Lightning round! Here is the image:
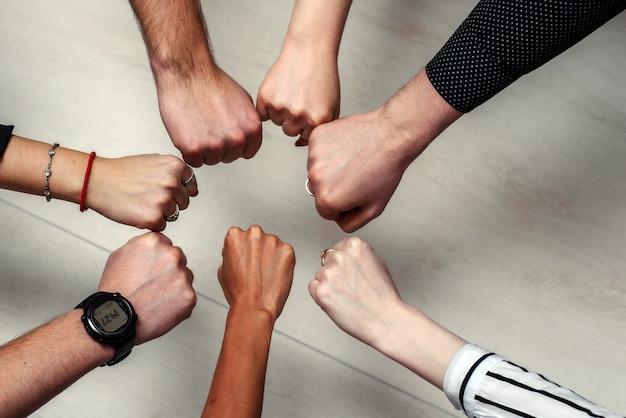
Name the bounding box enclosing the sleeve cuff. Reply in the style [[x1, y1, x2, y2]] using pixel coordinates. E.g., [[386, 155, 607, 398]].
[[442, 343, 504, 414], [0, 124, 15, 158]]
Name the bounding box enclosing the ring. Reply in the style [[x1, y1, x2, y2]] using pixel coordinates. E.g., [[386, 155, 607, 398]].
[[320, 248, 335, 267], [165, 204, 180, 222], [305, 178, 314, 196], [183, 169, 196, 186]]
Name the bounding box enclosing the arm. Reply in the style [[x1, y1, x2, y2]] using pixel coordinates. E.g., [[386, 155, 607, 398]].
[[309, 237, 623, 417], [443, 344, 624, 418], [306, 0, 625, 233], [0, 232, 196, 417], [425, 0, 626, 112], [0, 133, 198, 231], [129, 0, 262, 166], [256, 0, 352, 144], [309, 236, 465, 388], [202, 225, 295, 418], [0, 311, 114, 417], [306, 69, 462, 233]]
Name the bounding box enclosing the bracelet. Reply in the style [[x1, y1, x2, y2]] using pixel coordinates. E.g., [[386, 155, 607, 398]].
[[44, 143, 59, 202], [80, 151, 96, 212]]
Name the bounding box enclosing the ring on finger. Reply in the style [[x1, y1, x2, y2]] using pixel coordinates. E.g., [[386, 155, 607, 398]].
[[305, 178, 314, 197], [320, 248, 335, 267], [183, 168, 196, 186], [165, 204, 180, 222]]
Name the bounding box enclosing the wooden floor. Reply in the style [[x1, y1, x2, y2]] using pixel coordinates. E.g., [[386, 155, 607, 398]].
[[1, 1, 624, 417]]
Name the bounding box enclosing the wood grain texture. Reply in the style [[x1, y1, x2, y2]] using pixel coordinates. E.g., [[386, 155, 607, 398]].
[[1, 0, 624, 416]]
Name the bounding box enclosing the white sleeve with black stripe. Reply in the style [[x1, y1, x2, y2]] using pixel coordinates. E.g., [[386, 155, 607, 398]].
[[443, 344, 624, 418]]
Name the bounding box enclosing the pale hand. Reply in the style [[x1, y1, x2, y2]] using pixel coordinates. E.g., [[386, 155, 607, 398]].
[[308, 236, 404, 347], [256, 49, 340, 144], [87, 154, 198, 231], [97, 232, 197, 345], [306, 109, 411, 232]]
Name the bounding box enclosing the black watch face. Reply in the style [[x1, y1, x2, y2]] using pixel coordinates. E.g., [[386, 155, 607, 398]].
[[93, 299, 130, 333]]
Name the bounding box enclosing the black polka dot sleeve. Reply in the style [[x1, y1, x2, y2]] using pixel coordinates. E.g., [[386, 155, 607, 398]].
[[425, 0, 625, 113], [0, 124, 14, 158]]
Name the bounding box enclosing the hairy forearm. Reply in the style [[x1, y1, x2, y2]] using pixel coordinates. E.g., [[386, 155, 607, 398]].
[[282, 0, 352, 56], [379, 69, 463, 167], [0, 310, 113, 417], [203, 308, 275, 418], [373, 302, 466, 390], [0, 135, 90, 204], [129, 0, 215, 80]]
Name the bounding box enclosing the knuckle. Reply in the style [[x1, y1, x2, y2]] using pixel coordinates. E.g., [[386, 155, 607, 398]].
[[248, 225, 264, 238], [338, 222, 357, 233], [308, 111, 333, 126], [182, 288, 197, 311], [315, 283, 331, 303], [345, 236, 364, 248], [143, 231, 165, 246]]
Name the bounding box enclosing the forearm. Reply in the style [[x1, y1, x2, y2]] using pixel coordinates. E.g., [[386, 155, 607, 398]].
[[426, 0, 626, 112], [378, 69, 463, 168], [372, 302, 466, 390], [0, 310, 113, 417], [281, 0, 352, 57], [203, 308, 275, 418], [0, 135, 90, 204], [129, 0, 216, 82]]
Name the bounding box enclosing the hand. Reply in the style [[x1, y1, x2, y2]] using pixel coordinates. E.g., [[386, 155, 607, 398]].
[[218, 225, 295, 321], [308, 237, 404, 347], [306, 109, 412, 232], [306, 69, 463, 232], [156, 67, 263, 166], [310, 236, 467, 389], [256, 49, 340, 144], [97, 232, 196, 345], [86, 154, 198, 231]]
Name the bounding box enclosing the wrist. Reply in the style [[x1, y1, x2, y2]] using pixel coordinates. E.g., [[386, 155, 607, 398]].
[[379, 69, 463, 166], [281, 32, 342, 61], [226, 304, 277, 331], [80, 155, 107, 213], [374, 303, 466, 389], [367, 301, 416, 355], [48, 147, 91, 205], [151, 46, 217, 86], [66, 309, 116, 367]]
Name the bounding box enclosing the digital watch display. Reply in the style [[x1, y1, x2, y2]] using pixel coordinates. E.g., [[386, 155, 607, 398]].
[[76, 292, 138, 366]]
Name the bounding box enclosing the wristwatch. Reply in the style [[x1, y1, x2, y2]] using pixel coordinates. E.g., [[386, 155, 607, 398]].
[[76, 292, 138, 366]]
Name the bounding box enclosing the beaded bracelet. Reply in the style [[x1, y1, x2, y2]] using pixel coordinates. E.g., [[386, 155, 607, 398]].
[[44, 143, 59, 201]]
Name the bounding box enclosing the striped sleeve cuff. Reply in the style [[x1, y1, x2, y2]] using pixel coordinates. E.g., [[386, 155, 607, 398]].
[[442, 343, 501, 413], [443, 343, 624, 418]]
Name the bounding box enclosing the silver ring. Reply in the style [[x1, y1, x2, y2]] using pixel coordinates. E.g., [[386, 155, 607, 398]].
[[183, 169, 196, 186], [320, 248, 335, 267], [305, 178, 314, 196], [165, 204, 180, 222]]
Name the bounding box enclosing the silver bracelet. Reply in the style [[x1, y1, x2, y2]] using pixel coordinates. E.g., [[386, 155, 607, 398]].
[[44, 142, 59, 201]]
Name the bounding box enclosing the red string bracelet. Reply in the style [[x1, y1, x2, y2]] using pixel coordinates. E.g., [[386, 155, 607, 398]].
[[80, 151, 96, 212]]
